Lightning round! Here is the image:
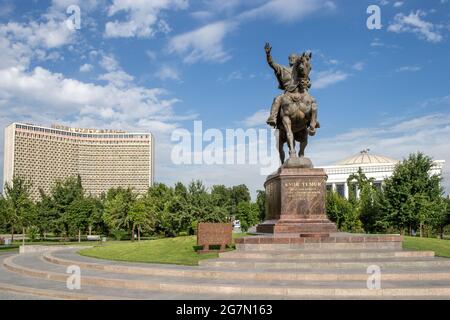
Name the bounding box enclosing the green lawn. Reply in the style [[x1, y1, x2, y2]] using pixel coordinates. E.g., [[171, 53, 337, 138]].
[[77, 234, 449, 266], [403, 236, 450, 258], [0, 245, 19, 253], [79, 234, 247, 266]]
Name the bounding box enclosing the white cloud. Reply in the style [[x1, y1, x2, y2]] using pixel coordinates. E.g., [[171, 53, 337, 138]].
[[99, 54, 120, 72], [96, 53, 134, 87], [51, 0, 102, 11], [420, 94, 450, 108], [0, 2, 14, 17], [243, 109, 268, 127], [370, 38, 385, 47], [238, 0, 335, 23], [396, 65, 421, 72], [312, 70, 348, 89], [169, 0, 335, 63], [146, 50, 157, 61], [104, 0, 188, 38], [98, 70, 134, 87], [388, 10, 443, 43], [168, 20, 236, 64], [0, 19, 75, 50], [156, 65, 181, 81], [352, 62, 365, 71], [0, 66, 178, 126], [393, 1, 404, 7], [79, 63, 93, 73]]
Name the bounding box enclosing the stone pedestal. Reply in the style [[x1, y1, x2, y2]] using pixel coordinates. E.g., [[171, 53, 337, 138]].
[[256, 163, 337, 235]]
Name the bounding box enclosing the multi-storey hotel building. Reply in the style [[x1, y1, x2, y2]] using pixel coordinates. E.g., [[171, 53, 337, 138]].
[[3, 123, 154, 200]]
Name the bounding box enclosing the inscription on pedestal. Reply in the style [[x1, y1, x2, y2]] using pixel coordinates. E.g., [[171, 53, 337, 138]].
[[281, 176, 325, 218], [284, 181, 323, 201], [258, 167, 337, 234]]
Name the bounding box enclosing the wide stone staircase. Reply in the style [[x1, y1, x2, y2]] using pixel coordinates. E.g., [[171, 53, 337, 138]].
[[0, 234, 450, 300]]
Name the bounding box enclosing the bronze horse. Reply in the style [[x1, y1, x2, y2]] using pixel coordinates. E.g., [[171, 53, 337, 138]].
[[276, 52, 319, 164]]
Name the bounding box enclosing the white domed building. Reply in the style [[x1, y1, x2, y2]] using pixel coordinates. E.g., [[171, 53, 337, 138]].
[[320, 149, 445, 199]]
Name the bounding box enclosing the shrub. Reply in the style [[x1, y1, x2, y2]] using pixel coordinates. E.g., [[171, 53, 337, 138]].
[[27, 226, 40, 242], [111, 230, 128, 241]]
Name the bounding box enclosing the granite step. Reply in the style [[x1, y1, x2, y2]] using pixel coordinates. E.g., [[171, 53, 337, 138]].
[[219, 249, 435, 260], [199, 256, 450, 269], [3, 253, 450, 298], [34, 250, 449, 282], [236, 242, 402, 251], [0, 255, 282, 300]]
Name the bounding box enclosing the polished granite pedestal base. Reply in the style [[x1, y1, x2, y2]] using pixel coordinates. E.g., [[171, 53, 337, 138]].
[[256, 162, 337, 236]]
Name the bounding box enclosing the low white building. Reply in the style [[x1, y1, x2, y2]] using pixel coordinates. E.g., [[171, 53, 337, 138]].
[[320, 150, 445, 199]]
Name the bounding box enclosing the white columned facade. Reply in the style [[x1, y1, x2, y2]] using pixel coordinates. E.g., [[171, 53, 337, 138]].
[[320, 150, 445, 200], [344, 183, 349, 199]]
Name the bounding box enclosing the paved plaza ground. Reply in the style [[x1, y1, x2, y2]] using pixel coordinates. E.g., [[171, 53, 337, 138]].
[[0, 237, 449, 300]]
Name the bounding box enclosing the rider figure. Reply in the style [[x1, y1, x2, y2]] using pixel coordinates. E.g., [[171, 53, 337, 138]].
[[265, 43, 298, 127], [265, 43, 319, 133]]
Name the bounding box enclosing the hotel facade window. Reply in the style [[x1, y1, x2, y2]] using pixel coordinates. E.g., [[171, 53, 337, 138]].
[[3, 123, 155, 201]]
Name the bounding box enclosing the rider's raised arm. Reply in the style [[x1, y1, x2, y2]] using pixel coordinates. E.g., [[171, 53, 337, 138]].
[[265, 42, 279, 73]]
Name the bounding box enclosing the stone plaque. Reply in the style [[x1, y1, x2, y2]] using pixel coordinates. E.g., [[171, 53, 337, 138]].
[[197, 222, 233, 253]]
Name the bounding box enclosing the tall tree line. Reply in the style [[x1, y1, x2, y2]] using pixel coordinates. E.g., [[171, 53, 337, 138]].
[[0, 177, 264, 241]]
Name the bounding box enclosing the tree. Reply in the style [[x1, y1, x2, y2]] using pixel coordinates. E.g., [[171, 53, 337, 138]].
[[326, 191, 363, 233], [235, 202, 259, 232], [347, 168, 385, 233], [3, 176, 35, 243], [65, 196, 101, 242], [256, 190, 266, 222], [230, 185, 251, 214], [211, 185, 231, 209], [0, 195, 7, 233], [86, 196, 105, 236], [174, 182, 188, 199], [50, 175, 84, 236], [35, 189, 59, 238], [0, 194, 8, 233], [102, 187, 137, 240], [147, 183, 176, 236], [425, 196, 449, 238], [381, 152, 445, 236], [129, 197, 155, 241]]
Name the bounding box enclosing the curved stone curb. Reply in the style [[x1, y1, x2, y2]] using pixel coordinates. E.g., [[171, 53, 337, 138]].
[[4, 254, 450, 298], [0, 282, 130, 300], [19, 245, 92, 254], [43, 251, 450, 282]]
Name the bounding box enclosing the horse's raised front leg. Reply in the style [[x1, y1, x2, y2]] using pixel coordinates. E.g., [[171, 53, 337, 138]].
[[282, 116, 296, 158], [299, 130, 308, 158]]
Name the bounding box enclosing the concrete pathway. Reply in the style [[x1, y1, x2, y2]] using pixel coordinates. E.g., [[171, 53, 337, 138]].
[[0, 243, 449, 300]]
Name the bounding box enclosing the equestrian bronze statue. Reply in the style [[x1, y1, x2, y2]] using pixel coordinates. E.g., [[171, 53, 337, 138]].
[[265, 43, 320, 167]]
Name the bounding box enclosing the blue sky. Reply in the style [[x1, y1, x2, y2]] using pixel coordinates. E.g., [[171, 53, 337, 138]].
[[0, 0, 449, 196]]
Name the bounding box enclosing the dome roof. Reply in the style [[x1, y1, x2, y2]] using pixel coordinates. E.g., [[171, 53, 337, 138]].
[[335, 149, 398, 166]]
